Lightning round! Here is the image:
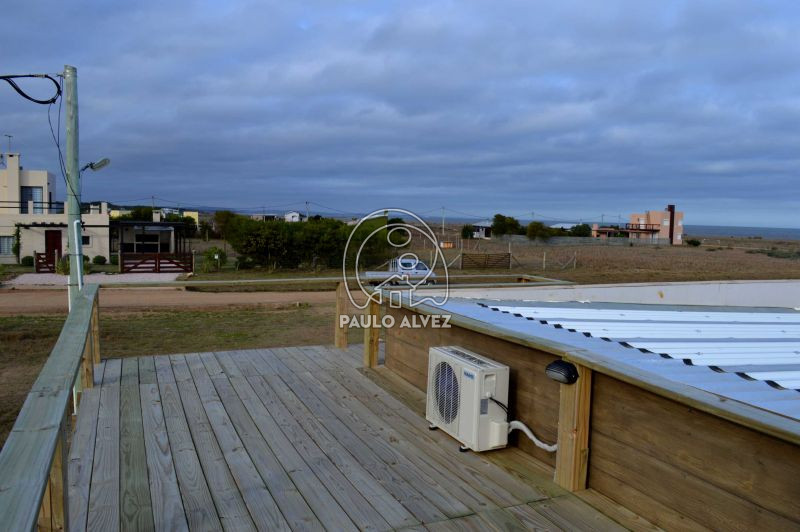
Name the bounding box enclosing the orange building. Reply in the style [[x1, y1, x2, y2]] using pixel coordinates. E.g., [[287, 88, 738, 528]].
[[592, 204, 684, 245]]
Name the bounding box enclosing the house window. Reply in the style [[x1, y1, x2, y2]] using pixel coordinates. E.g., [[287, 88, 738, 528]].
[[0, 236, 13, 255], [82, 235, 91, 246], [20, 186, 43, 213]]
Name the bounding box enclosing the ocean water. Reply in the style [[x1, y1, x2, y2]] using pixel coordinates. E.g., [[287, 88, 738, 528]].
[[684, 225, 800, 240]]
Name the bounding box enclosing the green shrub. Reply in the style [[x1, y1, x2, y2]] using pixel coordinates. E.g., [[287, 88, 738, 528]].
[[56, 256, 69, 275], [686, 239, 701, 247], [202, 246, 227, 272], [21, 255, 34, 267], [110, 254, 119, 265], [92, 255, 107, 265], [460, 224, 474, 239]]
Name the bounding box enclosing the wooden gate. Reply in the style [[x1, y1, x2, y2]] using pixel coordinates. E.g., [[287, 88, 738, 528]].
[[460, 252, 512, 269], [120, 253, 193, 273], [35, 251, 57, 273]]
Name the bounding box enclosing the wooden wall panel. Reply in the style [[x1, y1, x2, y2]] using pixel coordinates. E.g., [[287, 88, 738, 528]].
[[384, 306, 560, 466], [590, 374, 800, 530]]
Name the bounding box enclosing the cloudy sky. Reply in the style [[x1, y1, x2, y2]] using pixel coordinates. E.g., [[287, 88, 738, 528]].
[[2, 0, 800, 226]]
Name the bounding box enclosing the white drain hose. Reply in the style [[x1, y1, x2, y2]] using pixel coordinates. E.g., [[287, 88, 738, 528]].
[[508, 420, 558, 453]]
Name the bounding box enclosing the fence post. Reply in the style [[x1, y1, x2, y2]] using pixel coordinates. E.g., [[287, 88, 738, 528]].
[[554, 363, 592, 491], [334, 282, 348, 349], [543, 252, 546, 271], [191, 249, 196, 273], [363, 299, 380, 368]]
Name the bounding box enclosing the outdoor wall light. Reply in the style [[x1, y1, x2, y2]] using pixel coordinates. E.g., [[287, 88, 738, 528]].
[[545, 360, 579, 384], [80, 157, 111, 172]]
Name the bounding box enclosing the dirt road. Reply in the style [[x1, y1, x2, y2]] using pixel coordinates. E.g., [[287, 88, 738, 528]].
[[0, 288, 338, 314]]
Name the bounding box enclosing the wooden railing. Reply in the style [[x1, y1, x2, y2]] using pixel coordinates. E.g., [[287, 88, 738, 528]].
[[0, 284, 100, 531]]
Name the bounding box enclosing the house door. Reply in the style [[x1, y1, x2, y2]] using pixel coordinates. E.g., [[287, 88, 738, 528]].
[[45, 230, 62, 262]]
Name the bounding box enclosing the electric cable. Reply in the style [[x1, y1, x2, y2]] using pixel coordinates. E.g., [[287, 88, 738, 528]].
[[0, 74, 61, 105]]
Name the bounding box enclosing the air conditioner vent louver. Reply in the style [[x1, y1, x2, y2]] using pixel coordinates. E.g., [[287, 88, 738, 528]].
[[433, 361, 459, 424], [426, 346, 510, 452]]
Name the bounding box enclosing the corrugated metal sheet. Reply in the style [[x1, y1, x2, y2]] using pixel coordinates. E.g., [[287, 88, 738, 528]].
[[432, 298, 800, 420], [487, 303, 800, 393]]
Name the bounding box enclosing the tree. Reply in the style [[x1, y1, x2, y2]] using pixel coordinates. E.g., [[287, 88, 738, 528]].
[[461, 224, 474, 239], [491, 214, 524, 236], [526, 221, 553, 240], [569, 223, 592, 237], [214, 210, 237, 241]]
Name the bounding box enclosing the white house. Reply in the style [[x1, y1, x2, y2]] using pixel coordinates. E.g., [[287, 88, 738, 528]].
[[284, 211, 307, 223], [472, 220, 493, 239], [0, 152, 110, 266]]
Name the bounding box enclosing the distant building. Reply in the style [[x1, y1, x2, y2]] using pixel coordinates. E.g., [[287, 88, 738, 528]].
[[472, 220, 492, 239], [0, 152, 110, 265], [285, 211, 307, 223], [549, 223, 577, 230], [250, 214, 279, 222], [592, 205, 684, 245]]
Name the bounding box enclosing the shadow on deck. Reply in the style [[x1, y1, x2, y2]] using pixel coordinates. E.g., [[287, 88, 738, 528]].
[[69, 345, 627, 531]]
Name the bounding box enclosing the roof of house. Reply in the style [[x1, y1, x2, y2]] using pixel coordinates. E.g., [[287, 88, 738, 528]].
[[425, 298, 800, 422]]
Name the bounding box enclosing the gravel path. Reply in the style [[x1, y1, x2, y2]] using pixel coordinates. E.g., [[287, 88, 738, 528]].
[[7, 272, 181, 286]]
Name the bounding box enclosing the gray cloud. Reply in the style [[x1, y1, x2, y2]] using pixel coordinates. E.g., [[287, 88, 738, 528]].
[[2, 0, 800, 226]]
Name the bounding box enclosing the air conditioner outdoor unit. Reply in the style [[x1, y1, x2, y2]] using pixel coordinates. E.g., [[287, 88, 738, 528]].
[[426, 346, 510, 452]]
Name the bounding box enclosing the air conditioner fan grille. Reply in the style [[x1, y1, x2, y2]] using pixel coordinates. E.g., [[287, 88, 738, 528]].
[[433, 361, 459, 424]]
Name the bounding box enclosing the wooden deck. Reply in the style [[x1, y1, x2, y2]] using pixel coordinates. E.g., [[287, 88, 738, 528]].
[[68, 345, 627, 531]]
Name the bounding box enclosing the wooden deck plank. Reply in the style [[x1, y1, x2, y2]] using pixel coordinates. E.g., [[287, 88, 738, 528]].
[[476, 507, 533, 531], [153, 356, 222, 532], [138, 357, 157, 385], [139, 382, 189, 531], [225, 373, 358, 532], [258, 349, 426, 526], [284, 346, 486, 517], [208, 374, 325, 531], [119, 358, 154, 531], [244, 373, 394, 531], [307, 346, 540, 507], [198, 351, 224, 377], [168, 356, 257, 531], [68, 388, 101, 532], [531, 496, 628, 532], [268, 348, 450, 523], [505, 504, 563, 531], [87, 358, 122, 531], [181, 354, 291, 531]]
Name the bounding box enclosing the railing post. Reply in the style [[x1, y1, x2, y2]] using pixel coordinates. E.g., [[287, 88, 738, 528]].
[[335, 282, 348, 349], [363, 298, 380, 368], [91, 294, 101, 365], [38, 413, 69, 531], [554, 362, 592, 491]]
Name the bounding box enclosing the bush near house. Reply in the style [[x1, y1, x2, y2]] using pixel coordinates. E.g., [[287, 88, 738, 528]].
[[461, 224, 474, 239], [110, 254, 119, 266], [92, 255, 107, 265], [202, 247, 227, 272], [686, 239, 702, 247], [55, 256, 92, 275], [20, 256, 34, 267]]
